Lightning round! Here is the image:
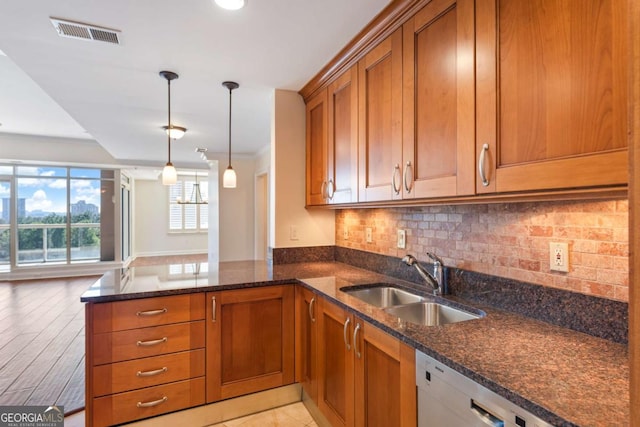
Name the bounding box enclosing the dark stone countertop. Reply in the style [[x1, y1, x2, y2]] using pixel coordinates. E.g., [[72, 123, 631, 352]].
[[81, 260, 629, 427]]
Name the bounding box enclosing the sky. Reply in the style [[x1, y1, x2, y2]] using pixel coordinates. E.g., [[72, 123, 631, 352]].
[[1, 166, 102, 215]]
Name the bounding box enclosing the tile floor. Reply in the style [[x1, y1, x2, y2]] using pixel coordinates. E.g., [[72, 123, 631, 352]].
[[208, 402, 317, 427], [64, 402, 317, 427]]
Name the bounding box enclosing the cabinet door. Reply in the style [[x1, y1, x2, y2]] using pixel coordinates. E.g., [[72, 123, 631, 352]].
[[327, 65, 359, 204], [317, 298, 355, 427], [402, 0, 475, 199], [354, 319, 416, 427], [476, 0, 628, 194], [358, 28, 403, 202], [295, 286, 318, 401], [206, 286, 295, 402], [306, 88, 328, 205]]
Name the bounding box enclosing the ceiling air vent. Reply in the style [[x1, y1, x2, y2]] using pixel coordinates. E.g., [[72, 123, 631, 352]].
[[50, 18, 121, 45]]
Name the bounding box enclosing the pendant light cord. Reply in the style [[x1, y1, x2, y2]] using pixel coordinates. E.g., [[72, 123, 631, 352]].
[[167, 78, 172, 164], [228, 86, 232, 167]]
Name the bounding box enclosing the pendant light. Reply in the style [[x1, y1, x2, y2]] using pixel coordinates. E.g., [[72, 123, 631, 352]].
[[222, 81, 239, 188], [176, 172, 208, 204], [160, 70, 179, 185]]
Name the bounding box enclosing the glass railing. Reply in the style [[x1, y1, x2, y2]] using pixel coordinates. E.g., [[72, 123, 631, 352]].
[[16, 223, 101, 265]]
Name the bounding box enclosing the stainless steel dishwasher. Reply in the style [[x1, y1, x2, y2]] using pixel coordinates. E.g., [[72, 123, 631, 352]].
[[416, 350, 553, 427]]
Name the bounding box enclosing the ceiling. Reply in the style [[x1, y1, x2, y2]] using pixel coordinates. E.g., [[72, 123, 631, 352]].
[[0, 0, 390, 168]]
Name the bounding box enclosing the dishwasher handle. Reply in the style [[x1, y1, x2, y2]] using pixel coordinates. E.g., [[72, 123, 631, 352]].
[[470, 399, 505, 427]]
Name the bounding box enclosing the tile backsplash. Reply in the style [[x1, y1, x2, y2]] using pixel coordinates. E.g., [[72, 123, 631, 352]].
[[335, 199, 629, 301]]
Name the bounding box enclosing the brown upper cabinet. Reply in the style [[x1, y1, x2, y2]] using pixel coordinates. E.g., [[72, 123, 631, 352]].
[[475, 0, 629, 194], [306, 66, 359, 206], [358, 28, 403, 202], [305, 88, 328, 206], [402, 0, 476, 199], [303, 0, 629, 205]]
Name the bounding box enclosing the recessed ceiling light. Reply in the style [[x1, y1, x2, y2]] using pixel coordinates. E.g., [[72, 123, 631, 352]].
[[214, 0, 246, 10]]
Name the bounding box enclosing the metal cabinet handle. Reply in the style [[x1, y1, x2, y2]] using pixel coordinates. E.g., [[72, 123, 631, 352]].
[[327, 179, 335, 200], [308, 297, 316, 323], [478, 143, 490, 187], [353, 322, 361, 359], [136, 367, 168, 377], [136, 308, 167, 317], [136, 337, 167, 347], [212, 296, 217, 322], [392, 164, 401, 195], [136, 396, 168, 408], [343, 317, 351, 351], [403, 161, 413, 193]]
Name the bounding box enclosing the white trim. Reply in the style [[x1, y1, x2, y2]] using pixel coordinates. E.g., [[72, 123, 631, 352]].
[[133, 249, 207, 258], [0, 260, 122, 281]]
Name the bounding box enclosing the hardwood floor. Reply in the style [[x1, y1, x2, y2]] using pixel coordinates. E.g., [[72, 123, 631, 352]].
[[0, 275, 100, 414]]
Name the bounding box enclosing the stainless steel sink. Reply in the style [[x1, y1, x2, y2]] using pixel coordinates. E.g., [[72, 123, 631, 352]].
[[341, 285, 426, 308], [384, 302, 480, 326]]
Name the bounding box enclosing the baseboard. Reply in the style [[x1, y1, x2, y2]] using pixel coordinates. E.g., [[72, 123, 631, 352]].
[[126, 384, 302, 427], [0, 260, 121, 281]]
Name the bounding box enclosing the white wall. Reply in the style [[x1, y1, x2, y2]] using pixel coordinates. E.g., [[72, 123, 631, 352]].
[[133, 178, 209, 256], [133, 155, 258, 261], [214, 155, 257, 261], [0, 133, 116, 165], [271, 90, 335, 248]]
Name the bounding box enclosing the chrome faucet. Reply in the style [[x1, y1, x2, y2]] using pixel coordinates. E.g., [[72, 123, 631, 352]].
[[402, 253, 444, 295]]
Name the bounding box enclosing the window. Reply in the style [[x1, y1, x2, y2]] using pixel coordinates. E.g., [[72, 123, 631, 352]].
[[0, 164, 115, 269], [168, 177, 209, 232]]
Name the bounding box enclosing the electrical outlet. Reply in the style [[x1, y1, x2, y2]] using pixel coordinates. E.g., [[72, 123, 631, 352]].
[[366, 227, 373, 243], [290, 225, 299, 241], [550, 242, 569, 273], [397, 229, 406, 249], [343, 226, 349, 240]]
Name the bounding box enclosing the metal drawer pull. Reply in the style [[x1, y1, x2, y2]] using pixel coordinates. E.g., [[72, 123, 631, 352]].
[[309, 297, 316, 323], [478, 143, 490, 187], [136, 396, 168, 408], [470, 399, 503, 427], [136, 337, 167, 347], [136, 308, 167, 317], [353, 322, 361, 359], [136, 367, 168, 377], [212, 296, 217, 322], [343, 317, 351, 351], [391, 164, 401, 195], [403, 161, 413, 193]]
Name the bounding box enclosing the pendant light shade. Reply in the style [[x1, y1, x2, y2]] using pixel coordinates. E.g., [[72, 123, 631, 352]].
[[223, 166, 237, 188], [222, 81, 239, 189], [160, 70, 179, 186], [162, 164, 177, 185]]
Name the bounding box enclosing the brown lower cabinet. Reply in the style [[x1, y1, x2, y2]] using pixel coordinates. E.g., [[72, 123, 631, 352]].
[[86, 286, 413, 427], [205, 285, 295, 402], [316, 294, 416, 427]]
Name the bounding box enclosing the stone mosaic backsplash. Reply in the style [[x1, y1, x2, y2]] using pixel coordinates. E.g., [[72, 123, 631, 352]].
[[335, 199, 629, 301], [269, 245, 628, 343]]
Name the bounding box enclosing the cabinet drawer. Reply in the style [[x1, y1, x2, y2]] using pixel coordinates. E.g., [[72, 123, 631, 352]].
[[92, 377, 205, 427], [92, 293, 206, 333], [92, 321, 205, 365], [93, 349, 205, 397]]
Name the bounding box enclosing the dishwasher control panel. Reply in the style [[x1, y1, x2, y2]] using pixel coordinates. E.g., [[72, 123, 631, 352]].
[[416, 350, 553, 427]]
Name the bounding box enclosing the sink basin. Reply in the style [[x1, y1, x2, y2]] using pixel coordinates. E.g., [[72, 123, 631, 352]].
[[341, 285, 426, 308], [384, 302, 480, 326]]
